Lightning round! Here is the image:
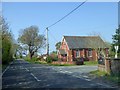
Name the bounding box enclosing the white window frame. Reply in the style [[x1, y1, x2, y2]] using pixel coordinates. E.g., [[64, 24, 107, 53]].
[[76, 50, 80, 58], [88, 49, 92, 57]]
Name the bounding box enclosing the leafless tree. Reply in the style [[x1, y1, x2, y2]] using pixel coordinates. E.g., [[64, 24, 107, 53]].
[[87, 32, 110, 60]]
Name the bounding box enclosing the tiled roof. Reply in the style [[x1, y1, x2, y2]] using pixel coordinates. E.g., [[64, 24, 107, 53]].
[[63, 36, 109, 49]]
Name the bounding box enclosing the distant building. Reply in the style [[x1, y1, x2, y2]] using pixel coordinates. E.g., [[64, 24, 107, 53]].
[[58, 36, 109, 62]]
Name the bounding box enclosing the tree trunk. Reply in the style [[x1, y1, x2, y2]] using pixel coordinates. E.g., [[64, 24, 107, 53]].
[[30, 53, 32, 60], [29, 52, 34, 60]]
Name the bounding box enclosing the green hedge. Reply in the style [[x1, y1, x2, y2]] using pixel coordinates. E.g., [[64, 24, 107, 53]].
[[2, 38, 13, 64]]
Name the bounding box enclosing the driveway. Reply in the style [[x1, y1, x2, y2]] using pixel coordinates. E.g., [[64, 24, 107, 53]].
[[2, 59, 115, 89]]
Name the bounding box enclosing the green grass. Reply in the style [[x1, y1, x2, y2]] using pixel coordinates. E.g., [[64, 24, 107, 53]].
[[2, 64, 8, 72], [25, 59, 35, 63], [90, 70, 120, 84], [106, 75, 120, 84], [24, 57, 48, 65], [90, 70, 108, 76], [84, 61, 98, 66], [24, 57, 98, 66], [25, 58, 75, 66], [34, 61, 48, 64], [50, 61, 98, 66], [26, 59, 40, 64]]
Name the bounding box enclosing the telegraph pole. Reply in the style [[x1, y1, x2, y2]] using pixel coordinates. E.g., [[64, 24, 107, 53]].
[[46, 27, 49, 55]]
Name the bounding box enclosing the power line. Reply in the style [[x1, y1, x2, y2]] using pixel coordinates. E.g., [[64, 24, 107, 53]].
[[42, 29, 46, 35], [49, 30, 58, 43], [47, 0, 87, 28], [45, 1, 87, 54]]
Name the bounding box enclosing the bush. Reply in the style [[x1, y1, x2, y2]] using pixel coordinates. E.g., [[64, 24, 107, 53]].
[[74, 57, 84, 65], [2, 38, 13, 64], [118, 53, 120, 58], [109, 51, 115, 58], [52, 56, 58, 61], [24, 57, 38, 63], [46, 56, 52, 63], [32, 57, 38, 61], [76, 60, 84, 65], [49, 53, 58, 61]]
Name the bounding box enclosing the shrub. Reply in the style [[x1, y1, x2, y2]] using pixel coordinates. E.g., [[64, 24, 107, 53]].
[[2, 38, 13, 64], [46, 56, 52, 63], [50, 53, 58, 61], [109, 51, 115, 58], [118, 53, 120, 58], [52, 56, 58, 61], [74, 57, 84, 65], [32, 57, 38, 61], [24, 56, 38, 63], [76, 60, 84, 65]]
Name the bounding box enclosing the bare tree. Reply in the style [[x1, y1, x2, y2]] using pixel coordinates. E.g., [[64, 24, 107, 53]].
[[18, 25, 45, 59], [87, 32, 110, 61]]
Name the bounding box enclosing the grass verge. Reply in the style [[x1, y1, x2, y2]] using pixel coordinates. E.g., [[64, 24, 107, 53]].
[[90, 70, 108, 76], [90, 70, 120, 85], [84, 61, 98, 66], [2, 64, 8, 72]]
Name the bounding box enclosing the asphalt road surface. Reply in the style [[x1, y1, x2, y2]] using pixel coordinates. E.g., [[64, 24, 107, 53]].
[[2, 59, 116, 89]]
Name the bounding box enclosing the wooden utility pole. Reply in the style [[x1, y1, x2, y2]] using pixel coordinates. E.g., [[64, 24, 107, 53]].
[[46, 27, 49, 55]]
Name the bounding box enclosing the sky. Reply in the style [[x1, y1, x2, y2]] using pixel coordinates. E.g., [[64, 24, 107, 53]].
[[2, 2, 118, 54], [118, 1, 120, 25]]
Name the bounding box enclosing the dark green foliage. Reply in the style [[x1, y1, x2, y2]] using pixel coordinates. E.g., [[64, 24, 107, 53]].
[[55, 42, 61, 50], [112, 25, 120, 56], [24, 57, 38, 63], [50, 51, 58, 61], [52, 56, 58, 61], [46, 56, 52, 63], [1, 16, 14, 64], [32, 57, 38, 62], [2, 38, 12, 64]]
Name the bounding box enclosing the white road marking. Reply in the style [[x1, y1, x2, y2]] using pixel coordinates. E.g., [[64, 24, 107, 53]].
[[25, 68, 29, 72], [2, 61, 13, 76], [83, 75, 89, 78], [97, 83, 111, 88], [30, 73, 41, 82], [24, 67, 41, 82], [85, 78, 91, 81]]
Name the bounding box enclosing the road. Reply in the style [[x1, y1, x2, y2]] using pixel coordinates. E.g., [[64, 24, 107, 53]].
[[2, 59, 116, 89]]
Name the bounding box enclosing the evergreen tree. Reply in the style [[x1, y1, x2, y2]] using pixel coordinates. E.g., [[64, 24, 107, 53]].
[[112, 25, 120, 54], [55, 42, 61, 51]]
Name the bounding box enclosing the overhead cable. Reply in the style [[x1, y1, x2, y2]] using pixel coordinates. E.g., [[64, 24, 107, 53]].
[[47, 0, 87, 28]]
